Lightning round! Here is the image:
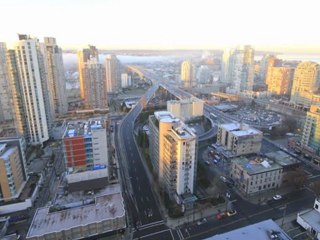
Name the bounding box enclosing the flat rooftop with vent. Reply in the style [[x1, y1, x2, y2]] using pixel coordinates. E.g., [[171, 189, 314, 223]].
[[26, 184, 125, 240], [64, 119, 106, 138]]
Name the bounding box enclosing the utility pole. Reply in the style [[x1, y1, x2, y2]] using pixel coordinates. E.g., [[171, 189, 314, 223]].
[[281, 204, 287, 228]]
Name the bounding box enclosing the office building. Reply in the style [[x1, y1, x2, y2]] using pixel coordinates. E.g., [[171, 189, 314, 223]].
[[290, 62, 320, 107], [266, 67, 294, 95], [121, 73, 132, 88], [149, 111, 197, 204], [167, 98, 204, 121], [78, 45, 99, 99], [301, 105, 320, 155], [227, 46, 255, 92], [83, 58, 108, 109], [181, 60, 195, 87], [42, 37, 68, 115], [0, 43, 14, 122], [217, 123, 262, 157], [62, 119, 108, 173], [14, 34, 50, 144], [230, 156, 283, 196], [0, 143, 26, 201], [105, 54, 120, 93]]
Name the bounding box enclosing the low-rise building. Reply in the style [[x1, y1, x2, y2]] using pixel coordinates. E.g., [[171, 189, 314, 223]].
[[167, 98, 204, 121], [265, 151, 301, 172], [207, 219, 292, 240], [217, 123, 262, 157], [26, 192, 125, 240], [230, 156, 283, 196], [297, 198, 320, 240]]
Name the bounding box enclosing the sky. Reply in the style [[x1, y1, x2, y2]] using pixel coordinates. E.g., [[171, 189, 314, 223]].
[[1, 0, 320, 52]]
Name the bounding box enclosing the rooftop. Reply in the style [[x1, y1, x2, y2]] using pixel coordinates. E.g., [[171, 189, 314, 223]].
[[0, 146, 17, 161], [233, 157, 282, 175], [220, 122, 262, 137], [27, 191, 125, 238], [171, 124, 196, 140], [266, 151, 300, 167], [298, 208, 320, 233], [154, 111, 175, 121], [64, 119, 106, 138], [206, 219, 292, 240]]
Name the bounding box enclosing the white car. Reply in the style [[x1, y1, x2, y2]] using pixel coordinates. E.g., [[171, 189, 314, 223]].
[[220, 176, 227, 182], [227, 210, 237, 216], [197, 218, 207, 225], [273, 195, 282, 200]]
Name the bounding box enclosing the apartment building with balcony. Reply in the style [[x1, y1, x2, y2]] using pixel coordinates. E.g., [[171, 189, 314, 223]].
[[149, 111, 197, 205], [0, 143, 26, 202]]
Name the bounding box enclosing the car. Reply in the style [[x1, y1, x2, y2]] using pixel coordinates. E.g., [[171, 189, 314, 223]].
[[216, 212, 227, 220], [220, 176, 227, 182], [213, 159, 218, 164], [273, 195, 282, 200], [227, 209, 237, 216], [197, 217, 207, 225], [205, 161, 210, 166]]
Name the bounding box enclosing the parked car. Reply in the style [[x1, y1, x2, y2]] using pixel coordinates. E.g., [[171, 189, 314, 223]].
[[205, 161, 210, 166], [197, 217, 207, 225], [273, 195, 282, 200], [213, 159, 218, 164], [227, 209, 237, 216], [216, 212, 227, 220], [220, 176, 227, 182]]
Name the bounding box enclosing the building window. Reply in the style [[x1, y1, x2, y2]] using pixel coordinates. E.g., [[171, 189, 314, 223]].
[[315, 204, 319, 210]]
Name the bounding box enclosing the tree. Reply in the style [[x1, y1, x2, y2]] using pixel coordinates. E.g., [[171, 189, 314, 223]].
[[283, 167, 307, 189], [310, 180, 320, 197], [282, 118, 297, 132]]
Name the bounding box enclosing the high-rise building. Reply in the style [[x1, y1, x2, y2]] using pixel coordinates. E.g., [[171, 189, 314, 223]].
[[14, 35, 50, 144], [196, 65, 211, 84], [149, 111, 197, 204], [266, 67, 294, 95], [217, 123, 262, 157], [221, 48, 231, 84], [0, 43, 14, 122], [6, 50, 28, 138], [260, 55, 281, 84], [301, 105, 320, 155], [227, 45, 255, 92], [181, 60, 195, 87], [62, 119, 108, 173], [77, 45, 99, 99], [83, 58, 107, 109], [290, 62, 320, 107], [105, 54, 120, 93], [42, 37, 67, 116], [0, 143, 26, 201], [121, 73, 132, 88]]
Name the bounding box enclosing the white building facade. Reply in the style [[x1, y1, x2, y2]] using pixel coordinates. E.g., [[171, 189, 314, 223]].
[[14, 35, 50, 144]]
